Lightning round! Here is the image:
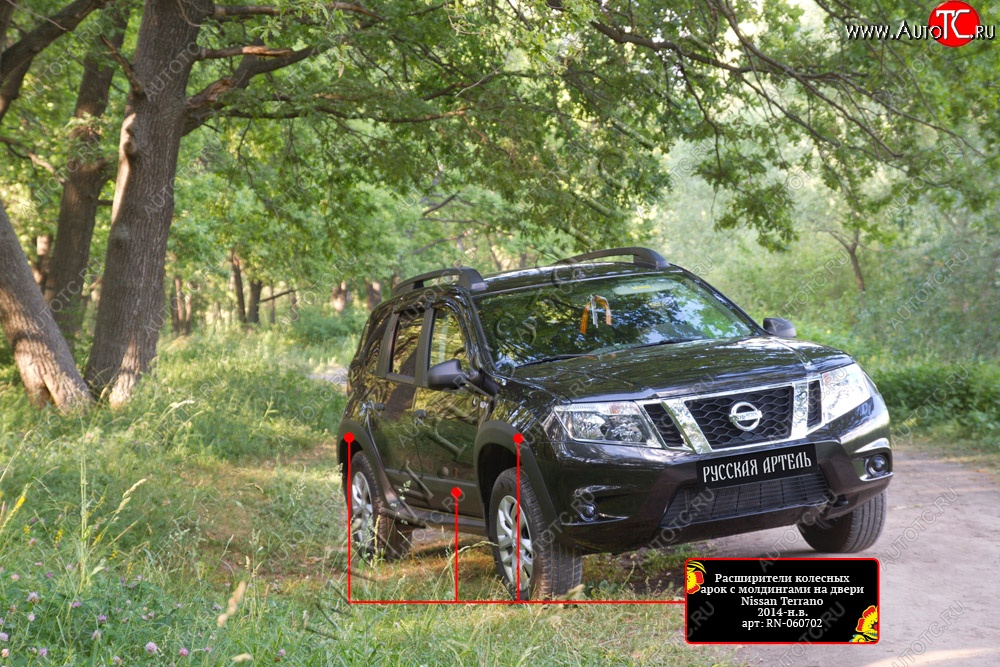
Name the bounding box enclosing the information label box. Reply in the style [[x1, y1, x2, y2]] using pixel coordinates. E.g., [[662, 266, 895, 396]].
[[685, 558, 879, 644]]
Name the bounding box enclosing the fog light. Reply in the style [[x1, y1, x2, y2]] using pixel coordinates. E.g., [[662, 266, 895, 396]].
[[578, 503, 597, 521], [866, 454, 889, 477]]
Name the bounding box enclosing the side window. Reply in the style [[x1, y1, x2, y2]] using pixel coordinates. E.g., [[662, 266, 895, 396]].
[[389, 311, 423, 379], [429, 307, 468, 369]]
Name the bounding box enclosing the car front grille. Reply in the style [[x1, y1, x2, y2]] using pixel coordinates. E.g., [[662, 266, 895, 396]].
[[807, 380, 822, 427], [686, 386, 794, 449], [643, 402, 686, 448], [659, 471, 829, 527]]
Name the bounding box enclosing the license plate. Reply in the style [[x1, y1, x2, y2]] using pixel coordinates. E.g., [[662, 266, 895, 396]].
[[697, 444, 818, 488]]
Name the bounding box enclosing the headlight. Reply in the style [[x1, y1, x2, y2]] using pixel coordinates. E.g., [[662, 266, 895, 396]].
[[552, 402, 660, 447], [822, 363, 872, 423]]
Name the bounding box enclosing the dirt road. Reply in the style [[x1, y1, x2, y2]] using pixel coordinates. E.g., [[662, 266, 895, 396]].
[[702, 448, 1000, 667]]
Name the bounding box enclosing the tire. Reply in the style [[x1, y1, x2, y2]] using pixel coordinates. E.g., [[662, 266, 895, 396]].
[[798, 490, 887, 553], [488, 468, 582, 599], [347, 451, 412, 562]]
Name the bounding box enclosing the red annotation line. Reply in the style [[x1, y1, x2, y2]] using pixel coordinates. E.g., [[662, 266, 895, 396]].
[[345, 431, 356, 603], [343, 430, 681, 605]]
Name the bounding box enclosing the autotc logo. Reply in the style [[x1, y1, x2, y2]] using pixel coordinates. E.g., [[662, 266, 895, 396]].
[[729, 401, 762, 431], [929, 1, 984, 46]]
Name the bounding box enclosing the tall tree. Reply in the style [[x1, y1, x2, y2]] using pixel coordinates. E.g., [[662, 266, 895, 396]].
[[0, 199, 92, 411], [44, 7, 131, 344], [84, 0, 212, 404]]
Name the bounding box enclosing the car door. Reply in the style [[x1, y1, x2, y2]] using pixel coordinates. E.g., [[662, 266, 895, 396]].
[[368, 305, 434, 508], [412, 304, 485, 516]]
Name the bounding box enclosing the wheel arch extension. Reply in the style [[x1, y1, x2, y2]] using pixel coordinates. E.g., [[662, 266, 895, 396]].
[[337, 421, 401, 508], [474, 421, 558, 528]]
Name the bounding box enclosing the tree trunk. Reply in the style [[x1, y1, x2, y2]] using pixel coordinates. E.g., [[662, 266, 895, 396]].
[[183, 289, 192, 335], [43, 12, 128, 347], [846, 245, 866, 293], [171, 275, 183, 333], [365, 279, 381, 310], [247, 279, 263, 325], [268, 285, 276, 325], [231, 252, 246, 323], [0, 200, 92, 411], [330, 280, 347, 312], [85, 0, 211, 406], [32, 234, 53, 289]]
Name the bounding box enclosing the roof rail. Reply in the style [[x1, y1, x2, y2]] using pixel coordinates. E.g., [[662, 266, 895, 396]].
[[554, 247, 670, 270], [394, 267, 487, 294]]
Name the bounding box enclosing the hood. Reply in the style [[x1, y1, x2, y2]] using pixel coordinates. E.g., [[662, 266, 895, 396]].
[[507, 336, 853, 402]]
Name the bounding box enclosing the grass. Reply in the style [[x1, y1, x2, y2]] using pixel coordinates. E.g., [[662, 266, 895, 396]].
[[0, 328, 739, 666]]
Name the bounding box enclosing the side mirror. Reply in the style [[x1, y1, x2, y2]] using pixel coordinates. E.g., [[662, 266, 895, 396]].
[[763, 317, 796, 338], [427, 359, 469, 390]]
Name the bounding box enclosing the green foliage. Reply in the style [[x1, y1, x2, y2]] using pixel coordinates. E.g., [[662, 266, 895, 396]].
[[869, 362, 1000, 435], [289, 305, 366, 347]]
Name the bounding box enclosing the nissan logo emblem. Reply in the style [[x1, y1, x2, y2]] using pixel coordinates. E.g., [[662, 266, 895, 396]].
[[729, 401, 762, 431]]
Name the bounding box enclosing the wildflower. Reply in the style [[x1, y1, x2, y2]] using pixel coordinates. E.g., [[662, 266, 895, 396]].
[[28, 538, 36, 546], [71, 601, 82, 609], [97, 614, 107, 624], [179, 648, 189, 657], [0, 632, 8, 641], [10, 574, 19, 581], [92, 630, 102, 641], [113, 657, 122, 665], [27, 592, 40, 604], [28, 614, 35, 622], [1, 647, 8, 658], [145, 642, 159, 654], [38, 647, 48, 657]]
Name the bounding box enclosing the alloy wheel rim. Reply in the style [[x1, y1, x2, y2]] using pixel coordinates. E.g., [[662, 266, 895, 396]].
[[496, 494, 533, 592], [351, 471, 375, 549]]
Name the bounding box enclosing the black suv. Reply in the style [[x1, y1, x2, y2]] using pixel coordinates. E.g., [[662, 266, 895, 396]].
[[338, 248, 891, 599]]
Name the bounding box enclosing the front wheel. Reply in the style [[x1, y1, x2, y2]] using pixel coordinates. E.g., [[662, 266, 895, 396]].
[[488, 468, 581, 599], [798, 490, 887, 553]]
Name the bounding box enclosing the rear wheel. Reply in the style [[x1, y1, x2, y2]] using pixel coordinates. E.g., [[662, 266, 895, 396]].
[[798, 490, 887, 553], [488, 468, 582, 599], [348, 451, 412, 561]]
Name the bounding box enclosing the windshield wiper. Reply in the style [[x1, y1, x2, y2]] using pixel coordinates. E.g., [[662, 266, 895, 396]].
[[517, 353, 591, 368], [629, 338, 698, 350]]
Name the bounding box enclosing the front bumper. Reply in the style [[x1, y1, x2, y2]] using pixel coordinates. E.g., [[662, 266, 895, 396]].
[[531, 398, 892, 554]]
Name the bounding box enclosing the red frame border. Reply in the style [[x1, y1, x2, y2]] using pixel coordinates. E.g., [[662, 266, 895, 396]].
[[345, 432, 682, 605], [683, 557, 881, 645]]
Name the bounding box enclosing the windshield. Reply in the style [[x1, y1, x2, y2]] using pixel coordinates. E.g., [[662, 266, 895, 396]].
[[475, 273, 756, 368]]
